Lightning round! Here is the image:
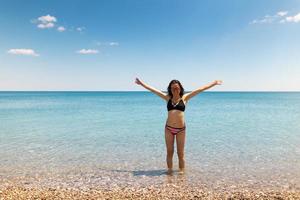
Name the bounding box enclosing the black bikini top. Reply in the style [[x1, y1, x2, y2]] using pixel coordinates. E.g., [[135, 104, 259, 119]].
[[167, 98, 185, 112]]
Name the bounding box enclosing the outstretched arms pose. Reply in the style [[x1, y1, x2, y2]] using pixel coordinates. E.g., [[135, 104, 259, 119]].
[[135, 78, 169, 101], [135, 78, 222, 102], [183, 80, 222, 101]]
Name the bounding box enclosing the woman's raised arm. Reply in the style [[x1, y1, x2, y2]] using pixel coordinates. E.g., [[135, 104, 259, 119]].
[[183, 80, 222, 102], [135, 78, 169, 101]]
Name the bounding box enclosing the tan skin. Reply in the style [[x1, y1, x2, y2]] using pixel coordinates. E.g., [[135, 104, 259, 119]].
[[135, 78, 222, 174]]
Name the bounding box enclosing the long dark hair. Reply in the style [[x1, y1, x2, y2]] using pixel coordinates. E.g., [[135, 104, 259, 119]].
[[167, 79, 184, 98]]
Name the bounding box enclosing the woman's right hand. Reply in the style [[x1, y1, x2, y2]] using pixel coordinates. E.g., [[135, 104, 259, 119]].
[[135, 77, 143, 85]]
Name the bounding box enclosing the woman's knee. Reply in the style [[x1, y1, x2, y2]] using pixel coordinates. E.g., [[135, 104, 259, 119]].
[[177, 151, 184, 159]]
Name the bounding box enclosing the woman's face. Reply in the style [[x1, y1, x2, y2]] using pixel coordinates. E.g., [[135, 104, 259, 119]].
[[171, 83, 181, 96]]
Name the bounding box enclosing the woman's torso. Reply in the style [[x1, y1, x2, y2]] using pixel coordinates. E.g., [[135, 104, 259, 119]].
[[166, 96, 186, 127]]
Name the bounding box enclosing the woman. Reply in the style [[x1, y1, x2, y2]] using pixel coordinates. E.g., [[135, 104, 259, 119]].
[[135, 78, 222, 174]]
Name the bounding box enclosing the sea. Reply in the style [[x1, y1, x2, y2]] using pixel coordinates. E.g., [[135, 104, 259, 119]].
[[0, 91, 299, 190]]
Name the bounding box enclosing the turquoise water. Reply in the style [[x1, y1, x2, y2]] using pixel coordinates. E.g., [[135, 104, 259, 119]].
[[0, 92, 300, 189]]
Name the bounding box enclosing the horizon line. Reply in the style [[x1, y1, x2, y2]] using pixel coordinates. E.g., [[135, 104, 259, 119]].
[[0, 90, 299, 92]]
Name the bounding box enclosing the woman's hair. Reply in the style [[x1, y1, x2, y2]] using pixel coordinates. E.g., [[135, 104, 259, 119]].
[[167, 79, 184, 98]]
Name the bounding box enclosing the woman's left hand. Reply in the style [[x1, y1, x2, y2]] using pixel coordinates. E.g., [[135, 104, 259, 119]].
[[214, 80, 223, 85]]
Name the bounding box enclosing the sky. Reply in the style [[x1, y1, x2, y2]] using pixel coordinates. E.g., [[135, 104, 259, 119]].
[[0, 0, 299, 91]]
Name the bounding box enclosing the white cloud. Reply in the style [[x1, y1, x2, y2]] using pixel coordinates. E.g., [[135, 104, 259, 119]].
[[95, 41, 119, 46], [7, 49, 39, 56], [250, 10, 292, 24], [109, 42, 119, 46], [77, 49, 99, 54], [32, 15, 85, 33], [250, 15, 277, 24], [57, 26, 66, 32], [34, 14, 57, 29], [277, 11, 288, 17], [285, 13, 300, 23], [38, 15, 57, 23], [76, 27, 85, 32], [37, 22, 55, 29]]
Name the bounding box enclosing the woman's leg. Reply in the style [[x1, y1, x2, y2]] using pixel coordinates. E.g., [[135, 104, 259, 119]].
[[165, 127, 175, 172], [176, 130, 186, 171]]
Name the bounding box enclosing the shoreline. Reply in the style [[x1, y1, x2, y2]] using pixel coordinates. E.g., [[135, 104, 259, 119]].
[[1, 169, 300, 199]]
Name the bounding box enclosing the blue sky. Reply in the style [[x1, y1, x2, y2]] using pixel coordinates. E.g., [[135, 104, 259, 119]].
[[0, 0, 299, 91]]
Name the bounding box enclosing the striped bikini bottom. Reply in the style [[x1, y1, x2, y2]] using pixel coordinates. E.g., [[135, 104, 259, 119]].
[[165, 124, 186, 135]]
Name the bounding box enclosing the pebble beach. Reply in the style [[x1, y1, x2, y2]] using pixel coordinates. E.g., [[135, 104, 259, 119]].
[[1, 170, 300, 200], [1, 182, 300, 200]]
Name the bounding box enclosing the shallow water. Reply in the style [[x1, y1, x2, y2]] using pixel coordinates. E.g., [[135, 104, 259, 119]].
[[0, 92, 300, 190]]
